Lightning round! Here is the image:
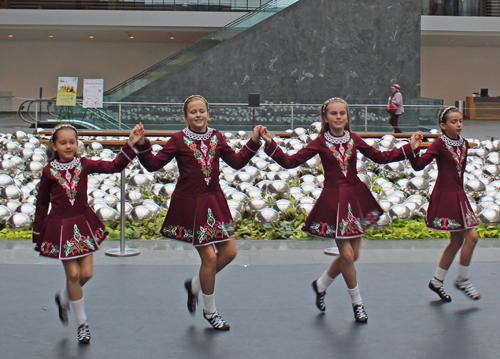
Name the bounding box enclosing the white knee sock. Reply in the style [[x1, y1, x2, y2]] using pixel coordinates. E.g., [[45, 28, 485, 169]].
[[317, 271, 334, 292], [202, 293, 216, 314], [71, 298, 87, 325], [191, 275, 201, 295], [457, 264, 470, 281], [348, 285, 363, 306], [431, 266, 448, 286]]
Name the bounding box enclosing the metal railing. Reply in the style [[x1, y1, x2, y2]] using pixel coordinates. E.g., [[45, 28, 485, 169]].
[[2, 0, 269, 11], [42, 99, 444, 133]]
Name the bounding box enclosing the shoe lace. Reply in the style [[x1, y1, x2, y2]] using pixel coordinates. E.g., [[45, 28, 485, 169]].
[[355, 305, 367, 319], [78, 324, 90, 339], [208, 312, 228, 329], [461, 280, 479, 298]]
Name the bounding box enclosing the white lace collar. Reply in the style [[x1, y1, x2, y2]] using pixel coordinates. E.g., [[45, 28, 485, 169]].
[[441, 134, 463, 147], [324, 130, 350, 144], [51, 157, 80, 171], [182, 127, 214, 141]]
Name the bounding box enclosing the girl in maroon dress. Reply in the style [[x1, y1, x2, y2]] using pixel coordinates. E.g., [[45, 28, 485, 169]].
[[135, 95, 262, 330], [33, 123, 144, 343], [260, 98, 421, 323], [408, 106, 481, 302]]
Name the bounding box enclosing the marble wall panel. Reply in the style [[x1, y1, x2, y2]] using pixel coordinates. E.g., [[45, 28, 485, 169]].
[[130, 0, 420, 101]]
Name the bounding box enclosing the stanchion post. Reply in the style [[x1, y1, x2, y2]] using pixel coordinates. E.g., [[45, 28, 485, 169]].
[[105, 168, 140, 257]]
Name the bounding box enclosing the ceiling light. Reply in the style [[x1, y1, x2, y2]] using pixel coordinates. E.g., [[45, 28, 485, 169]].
[[48, 35, 53, 38], [170, 36, 174, 40], [129, 35, 134, 39], [7, 34, 13, 38], [88, 35, 94, 39]]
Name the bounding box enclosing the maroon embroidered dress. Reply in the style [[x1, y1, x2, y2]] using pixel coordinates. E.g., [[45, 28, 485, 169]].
[[408, 134, 479, 231], [136, 127, 260, 246], [265, 131, 414, 239], [32, 143, 137, 259]]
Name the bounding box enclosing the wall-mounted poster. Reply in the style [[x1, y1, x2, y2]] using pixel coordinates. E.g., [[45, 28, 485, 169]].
[[83, 79, 104, 108], [56, 77, 78, 106]]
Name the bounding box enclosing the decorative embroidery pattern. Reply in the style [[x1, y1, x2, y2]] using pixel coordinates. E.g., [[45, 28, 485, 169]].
[[441, 135, 466, 177], [51, 157, 79, 171], [163, 225, 194, 241], [63, 224, 96, 257], [309, 222, 336, 237], [40, 242, 59, 257], [326, 138, 354, 177], [324, 130, 350, 145], [50, 160, 82, 205], [363, 210, 381, 228], [182, 127, 214, 141], [183, 135, 218, 185], [464, 206, 479, 228], [197, 208, 229, 243], [339, 204, 363, 236], [433, 217, 461, 230]]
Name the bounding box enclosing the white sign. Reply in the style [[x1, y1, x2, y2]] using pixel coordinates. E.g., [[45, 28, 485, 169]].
[[83, 79, 104, 108]]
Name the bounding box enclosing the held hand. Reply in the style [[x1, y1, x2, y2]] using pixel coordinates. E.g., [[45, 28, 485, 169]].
[[259, 126, 273, 145], [410, 131, 423, 151], [252, 125, 262, 144], [128, 123, 145, 146]]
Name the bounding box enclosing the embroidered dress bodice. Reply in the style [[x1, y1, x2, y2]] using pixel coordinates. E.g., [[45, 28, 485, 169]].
[[50, 157, 82, 206], [324, 131, 354, 177], [182, 127, 218, 186], [440, 134, 466, 177]]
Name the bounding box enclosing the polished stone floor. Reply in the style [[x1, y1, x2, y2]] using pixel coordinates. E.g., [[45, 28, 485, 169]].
[[1, 239, 500, 359]]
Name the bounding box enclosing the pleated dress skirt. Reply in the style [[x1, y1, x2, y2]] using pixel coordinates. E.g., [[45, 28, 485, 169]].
[[302, 182, 382, 239], [160, 191, 234, 246], [34, 207, 108, 260], [425, 189, 479, 231]]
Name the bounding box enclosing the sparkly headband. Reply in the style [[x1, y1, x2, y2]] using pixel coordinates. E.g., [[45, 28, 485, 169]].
[[321, 97, 348, 114], [183, 95, 209, 113], [52, 124, 78, 138], [439, 106, 458, 123]]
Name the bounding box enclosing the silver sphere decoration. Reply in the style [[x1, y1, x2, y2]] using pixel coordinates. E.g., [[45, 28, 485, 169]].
[[247, 197, 269, 211], [27, 161, 44, 179], [7, 213, 32, 228], [229, 191, 249, 203], [13, 130, 27, 141], [1, 185, 23, 200], [478, 208, 500, 225], [297, 203, 314, 216], [87, 142, 103, 155], [230, 208, 242, 223], [126, 190, 143, 205], [96, 206, 120, 222], [273, 199, 294, 213], [0, 174, 14, 187], [18, 203, 36, 218], [267, 180, 290, 194], [408, 177, 429, 191], [465, 179, 485, 193], [0, 160, 17, 176], [227, 199, 244, 212], [0, 205, 12, 221], [129, 174, 153, 190], [255, 208, 280, 223], [309, 122, 322, 134], [128, 205, 153, 221], [389, 204, 411, 219], [142, 200, 162, 216], [375, 212, 392, 228]]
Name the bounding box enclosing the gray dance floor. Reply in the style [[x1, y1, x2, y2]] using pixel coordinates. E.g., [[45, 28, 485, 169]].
[[1, 239, 500, 359]]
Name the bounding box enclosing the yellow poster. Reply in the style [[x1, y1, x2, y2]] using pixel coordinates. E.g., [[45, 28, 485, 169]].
[[56, 77, 78, 106]]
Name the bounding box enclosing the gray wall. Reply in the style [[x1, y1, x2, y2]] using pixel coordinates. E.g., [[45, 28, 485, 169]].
[[131, 0, 421, 101]]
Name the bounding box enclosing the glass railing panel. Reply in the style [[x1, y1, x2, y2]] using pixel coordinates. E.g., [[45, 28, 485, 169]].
[[422, 0, 487, 16], [55, 97, 444, 133]]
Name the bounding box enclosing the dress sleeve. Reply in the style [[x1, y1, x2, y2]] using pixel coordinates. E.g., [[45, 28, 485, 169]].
[[408, 139, 440, 171], [357, 135, 414, 164], [32, 171, 51, 243], [264, 139, 318, 169], [136, 137, 178, 172], [219, 134, 261, 170], [86, 142, 137, 174]]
